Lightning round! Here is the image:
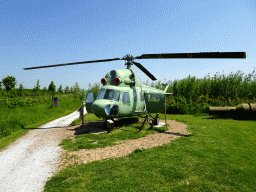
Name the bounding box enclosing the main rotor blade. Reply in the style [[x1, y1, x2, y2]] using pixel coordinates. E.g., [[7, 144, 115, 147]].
[[23, 58, 121, 70], [132, 61, 157, 81], [136, 52, 246, 59]]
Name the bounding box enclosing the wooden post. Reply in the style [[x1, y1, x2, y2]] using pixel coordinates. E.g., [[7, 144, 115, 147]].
[[164, 93, 173, 124], [165, 94, 167, 124], [79, 101, 85, 125], [82, 101, 85, 125], [82, 106, 84, 125]]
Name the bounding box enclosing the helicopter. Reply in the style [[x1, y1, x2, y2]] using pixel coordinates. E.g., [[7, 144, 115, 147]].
[[24, 52, 246, 129]]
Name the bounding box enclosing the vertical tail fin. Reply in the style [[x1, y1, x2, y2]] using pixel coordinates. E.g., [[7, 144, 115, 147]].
[[164, 84, 169, 93]]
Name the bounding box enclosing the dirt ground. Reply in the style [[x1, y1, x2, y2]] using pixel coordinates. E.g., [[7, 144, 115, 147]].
[[56, 119, 190, 171]]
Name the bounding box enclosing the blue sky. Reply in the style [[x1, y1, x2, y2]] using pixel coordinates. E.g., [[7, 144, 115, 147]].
[[0, 0, 255, 90]]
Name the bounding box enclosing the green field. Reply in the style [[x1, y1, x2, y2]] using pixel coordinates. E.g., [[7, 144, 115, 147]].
[[0, 95, 82, 151], [44, 113, 256, 192]]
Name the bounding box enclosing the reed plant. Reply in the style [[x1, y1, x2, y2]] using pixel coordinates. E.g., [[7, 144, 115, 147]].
[[163, 69, 256, 114]]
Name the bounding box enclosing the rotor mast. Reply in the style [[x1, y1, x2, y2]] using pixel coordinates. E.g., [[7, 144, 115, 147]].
[[122, 54, 135, 69]]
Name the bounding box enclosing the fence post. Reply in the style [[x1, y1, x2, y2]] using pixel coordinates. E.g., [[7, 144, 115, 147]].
[[82, 101, 85, 125]]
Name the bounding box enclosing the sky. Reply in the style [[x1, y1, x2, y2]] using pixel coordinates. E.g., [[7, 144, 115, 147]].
[[0, 0, 255, 90]]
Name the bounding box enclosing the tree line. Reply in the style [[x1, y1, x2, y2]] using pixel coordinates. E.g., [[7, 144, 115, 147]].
[[1, 68, 256, 113], [0, 75, 93, 100]]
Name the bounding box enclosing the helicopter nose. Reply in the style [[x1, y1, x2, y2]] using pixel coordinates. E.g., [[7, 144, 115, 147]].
[[104, 104, 119, 116], [92, 101, 105, 117], [92, 100, 119, 117]]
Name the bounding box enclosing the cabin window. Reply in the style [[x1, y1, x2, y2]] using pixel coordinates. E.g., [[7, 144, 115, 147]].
[[140, 92, 144, 101], [133, 91, 137, 102], [122, 92, 130, 104], [96, 89, 105, 100], [103, 89, 120, 102], [147, 94, 160, 102]]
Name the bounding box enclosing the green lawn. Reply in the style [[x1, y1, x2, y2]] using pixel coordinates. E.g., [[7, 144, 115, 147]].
[[44, 114, 256, 191], [0, 96, 82, 151]]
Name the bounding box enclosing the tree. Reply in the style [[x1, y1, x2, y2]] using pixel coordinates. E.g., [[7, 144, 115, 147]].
[[33, 79, 41, 95], [43, 86, 47, 96], [0, 81, 2, 96], [71, 82, 81, 98], [57, 84, 63, 93], [18, 83, 24, 97], [73, 82, 80, 94], [2, 75, 17, 101], [64, 86, 70, 93], [87, 82, 100, 98], [48, 81, 56, 98]]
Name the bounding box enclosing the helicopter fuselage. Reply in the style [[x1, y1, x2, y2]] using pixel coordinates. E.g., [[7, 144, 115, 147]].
[[86, 68, 168, 119]]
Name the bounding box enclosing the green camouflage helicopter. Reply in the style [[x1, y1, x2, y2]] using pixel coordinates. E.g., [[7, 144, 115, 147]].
[[24, 52, 246, 127]]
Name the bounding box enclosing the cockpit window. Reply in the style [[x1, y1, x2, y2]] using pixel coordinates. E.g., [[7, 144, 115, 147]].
[[96, 89, 105, 100], [103, 89, 120, 102]]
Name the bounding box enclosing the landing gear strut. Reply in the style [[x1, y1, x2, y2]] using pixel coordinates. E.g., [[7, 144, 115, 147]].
[[140, 112, 159, 130]]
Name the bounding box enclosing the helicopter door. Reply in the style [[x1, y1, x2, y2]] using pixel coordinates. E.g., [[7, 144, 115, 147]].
[[86, 92, 95, 113], [145, 93, 165, 113], [132, 88, 139, 112]]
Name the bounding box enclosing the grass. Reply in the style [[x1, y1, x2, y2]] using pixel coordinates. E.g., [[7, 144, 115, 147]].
[[0, 96, 82, 151], [44, 113, 256, 191], [60, 113, 169, 152]]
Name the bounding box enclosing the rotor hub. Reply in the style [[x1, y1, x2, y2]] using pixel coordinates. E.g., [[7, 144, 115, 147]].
[[122, 54, 134, 62], [122, 54, 135, 69]]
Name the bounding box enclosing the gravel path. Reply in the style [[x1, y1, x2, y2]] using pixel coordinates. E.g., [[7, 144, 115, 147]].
[[58, 119, 189, 171], [0, 108, 87, 192]]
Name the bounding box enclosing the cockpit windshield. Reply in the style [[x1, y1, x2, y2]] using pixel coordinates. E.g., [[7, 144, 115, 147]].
[[103, 89, 120, 102]]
